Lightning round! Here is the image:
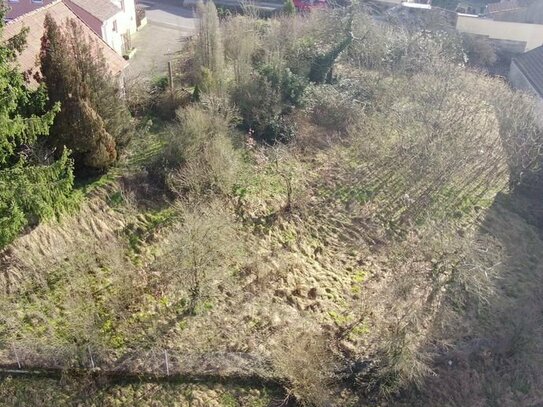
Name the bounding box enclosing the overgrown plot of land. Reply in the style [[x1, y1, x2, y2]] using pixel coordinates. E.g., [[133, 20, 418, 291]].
[[2, 2, 543, 407]]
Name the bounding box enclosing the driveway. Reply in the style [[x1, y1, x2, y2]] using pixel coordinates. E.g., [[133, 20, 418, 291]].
[[138, 0, 197, 31], [125, 0, 197, 79]]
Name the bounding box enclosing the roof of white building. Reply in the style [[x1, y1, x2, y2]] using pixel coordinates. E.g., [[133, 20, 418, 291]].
[[513, 45, 543, 97], [68, 0, 121, 22]]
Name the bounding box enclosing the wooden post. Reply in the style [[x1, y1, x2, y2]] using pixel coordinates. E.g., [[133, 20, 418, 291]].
[[88, 346, 95, 369], [168, 61, 174, 92], [164, 350, 170, 376], [12, 344, 21, 369]]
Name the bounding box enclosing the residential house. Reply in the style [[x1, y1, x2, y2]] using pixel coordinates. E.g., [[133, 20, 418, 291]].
[[3, 0, 136, 55], [456, 14, 543, 52], [3, 0, 56, 21], [3, 0, 128, 86], [510, 45, 543, 120]]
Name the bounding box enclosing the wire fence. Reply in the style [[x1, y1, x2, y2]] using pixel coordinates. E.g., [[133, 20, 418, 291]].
[[2, 345, 280, 386]]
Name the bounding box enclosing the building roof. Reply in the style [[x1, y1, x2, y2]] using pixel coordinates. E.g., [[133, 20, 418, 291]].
[[67, 0, 121, 22], [3, 0, 56, 20], [486, 0, 527, 14], [513, 45, 543, 97], [3, 0, 128, 86]]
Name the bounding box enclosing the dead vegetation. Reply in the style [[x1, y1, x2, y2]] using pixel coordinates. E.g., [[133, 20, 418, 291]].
[[2, 4, 543, 407]]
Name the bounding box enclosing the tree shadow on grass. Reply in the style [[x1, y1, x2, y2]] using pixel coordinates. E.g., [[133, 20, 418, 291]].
[[413, 186, 543, 407]]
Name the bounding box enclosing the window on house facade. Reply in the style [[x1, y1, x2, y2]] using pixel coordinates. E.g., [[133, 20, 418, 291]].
[[112, 20, 118, 32]]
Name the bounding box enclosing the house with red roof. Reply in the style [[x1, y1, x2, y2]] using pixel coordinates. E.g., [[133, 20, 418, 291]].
[[3, 0, 128, 85], [3, 0, 136, 55]]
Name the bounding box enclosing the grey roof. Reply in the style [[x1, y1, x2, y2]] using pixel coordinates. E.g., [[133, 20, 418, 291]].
[[68, 0, 121, 21], [513, 45, 543, 97]]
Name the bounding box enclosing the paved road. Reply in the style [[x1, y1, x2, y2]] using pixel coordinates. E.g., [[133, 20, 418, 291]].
[[138, 0, 197, 31], [126, 0, 196, 78], [140, 0, 282, 16]]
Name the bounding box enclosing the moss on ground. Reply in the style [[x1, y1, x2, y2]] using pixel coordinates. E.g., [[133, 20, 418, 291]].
[[0, 376, 277, 407]]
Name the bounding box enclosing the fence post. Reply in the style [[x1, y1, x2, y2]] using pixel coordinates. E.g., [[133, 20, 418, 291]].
[[12, 344, 21, 369], [88, 345, 95, 369], [168, 61, 174, 92], [164, 350, 170, 376]]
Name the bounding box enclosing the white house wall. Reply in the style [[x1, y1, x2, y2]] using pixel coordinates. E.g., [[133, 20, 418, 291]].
[[457, 15, 543, 52], [101, 13, 125, 55], [111, 0, 137, 34]]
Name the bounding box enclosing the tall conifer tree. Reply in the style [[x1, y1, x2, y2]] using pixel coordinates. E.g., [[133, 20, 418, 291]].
[[0, 10, 74, 248], [40, 15, 133, 172]]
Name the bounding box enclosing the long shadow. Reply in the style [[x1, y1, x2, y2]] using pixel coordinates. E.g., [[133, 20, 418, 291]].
[[412, 182, 543, 406]]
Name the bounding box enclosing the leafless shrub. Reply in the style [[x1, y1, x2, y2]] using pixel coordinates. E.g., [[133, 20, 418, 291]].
[[194, 0, 225, 91], [124, 75, 191, 119], [163, 104, 233, 168], [223, 15, 260, 84], [152, 201, 244, 314], [490, 88, 543, 188], [348, 63, 508, 224], [0, 238, 139, 367], [303, 84, 363, 135], [462, 34, 497, 68], [167, 132, 242, 198], [270, 326, 339, 406]]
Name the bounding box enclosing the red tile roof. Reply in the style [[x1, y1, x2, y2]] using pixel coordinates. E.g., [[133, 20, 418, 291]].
[[3, 0, 127, 86]]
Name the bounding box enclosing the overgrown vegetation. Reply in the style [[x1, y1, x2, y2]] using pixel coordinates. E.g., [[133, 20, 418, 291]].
[[2, 2, 543, 407]]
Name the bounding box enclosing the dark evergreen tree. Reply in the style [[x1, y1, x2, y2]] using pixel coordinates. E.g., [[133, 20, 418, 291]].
[[283, 0, 296, 16], [0, 10, 74, 248], [40, 15, 133, 172], [308, 16, 354, 84]]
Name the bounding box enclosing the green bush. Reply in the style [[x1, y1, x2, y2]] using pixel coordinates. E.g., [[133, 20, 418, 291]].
[[259, 64, 307, 107], [231, 74, 282, 138], [151, 75, 169, 92], [260, 114, 297, 144], [283, 0, 296, 16]]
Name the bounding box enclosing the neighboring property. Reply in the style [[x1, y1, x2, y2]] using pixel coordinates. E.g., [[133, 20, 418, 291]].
[[3, 0, 137, 55], [3, 0, 128, 85], [378, 0, 432, 8], [510, 45, 543, 119], [402, 0, 431, 9], [3, 0, 56, 20], [484, 0, 528, 18], [64, 0, 136, 55], [456, 15, 543, 52]]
